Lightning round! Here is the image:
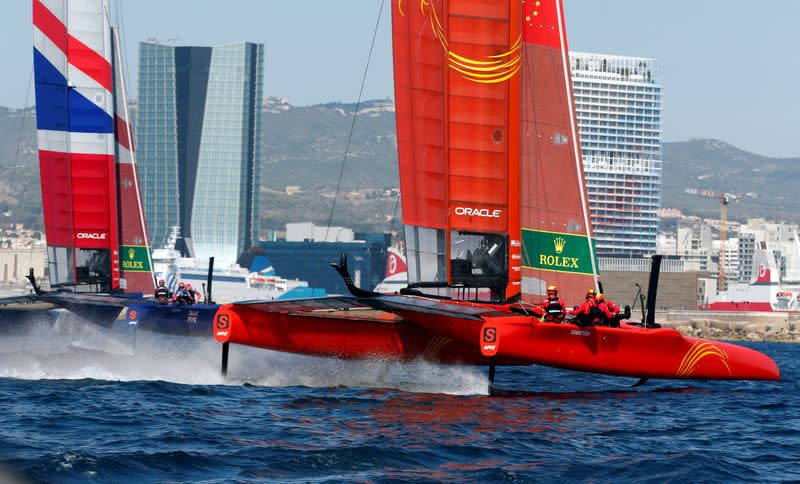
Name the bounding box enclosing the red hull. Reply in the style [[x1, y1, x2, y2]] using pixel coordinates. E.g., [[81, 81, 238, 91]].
[[214, 303, 779, 381], [214, 304, 487, 364]]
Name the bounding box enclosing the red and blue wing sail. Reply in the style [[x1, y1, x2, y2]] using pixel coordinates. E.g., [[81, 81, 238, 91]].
[[33, 0, 125, 290]]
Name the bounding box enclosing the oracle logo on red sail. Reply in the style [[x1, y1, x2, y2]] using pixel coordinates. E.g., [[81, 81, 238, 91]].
[[454, 207, 502, 219], [76, 232, 107, 240]]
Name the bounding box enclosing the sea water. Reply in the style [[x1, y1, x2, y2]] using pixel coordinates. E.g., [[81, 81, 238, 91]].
[[0, 314, 797, 482]]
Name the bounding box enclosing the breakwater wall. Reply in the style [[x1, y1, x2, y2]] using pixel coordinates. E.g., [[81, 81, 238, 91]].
[[657, 311, 800, 342]]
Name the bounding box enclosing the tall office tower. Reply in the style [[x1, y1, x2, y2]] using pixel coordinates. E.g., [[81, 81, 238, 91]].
[[570, 52, 663, 257], [137, 41, 264, 263]]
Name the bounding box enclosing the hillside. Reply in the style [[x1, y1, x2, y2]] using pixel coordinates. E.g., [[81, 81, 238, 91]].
[[262, 97, 398, 190], [1, 99, 798, 233], [0, 106, 41, 227], [662, 139, 800, 222]]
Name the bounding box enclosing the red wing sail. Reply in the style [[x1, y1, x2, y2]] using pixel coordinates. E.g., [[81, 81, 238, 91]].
[[519, 0, 599, 304], [392, 0, 447, 231], [111, 27, 155, 293], [33, 0, 120, 290], [392, 0, 521, 300]]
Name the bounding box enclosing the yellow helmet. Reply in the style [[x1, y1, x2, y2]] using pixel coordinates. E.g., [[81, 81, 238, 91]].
[[586, 289, 597, 299], [596, 293, 605, 302], [547, 285, 558, 294]]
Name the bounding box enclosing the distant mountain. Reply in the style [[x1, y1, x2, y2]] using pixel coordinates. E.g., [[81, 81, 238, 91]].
[[0, 106, 41, 227], [262, 97, 398, 190], [1, 98, 798, 234], [662, 138, 800, 222]]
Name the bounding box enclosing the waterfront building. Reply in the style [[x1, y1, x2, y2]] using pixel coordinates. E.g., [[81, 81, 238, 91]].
[[597, 256, 708, 310], [570, 52, 663, 257], [137, 41, 264, 263], [738, 219, 800, 282], [737, 232, 756, 282], [713, 238, 741, 287], [285, 223, 356, 243], [259, 224, 390, 294]]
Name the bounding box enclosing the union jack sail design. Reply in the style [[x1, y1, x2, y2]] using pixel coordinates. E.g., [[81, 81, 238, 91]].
[[33, 0, 153, 292]]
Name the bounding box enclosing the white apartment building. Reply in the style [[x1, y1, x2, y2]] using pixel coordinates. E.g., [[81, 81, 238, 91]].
[[570, 52, 663, 257]]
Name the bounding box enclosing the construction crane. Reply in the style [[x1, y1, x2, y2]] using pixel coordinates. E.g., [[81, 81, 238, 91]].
[[719, 196, 729, 292], [684, 189, 739, 291]]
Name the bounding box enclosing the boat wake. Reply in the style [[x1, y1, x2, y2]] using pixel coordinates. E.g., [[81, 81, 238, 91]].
[[0, 312, 489, 395], [229, 349, 490, 395]]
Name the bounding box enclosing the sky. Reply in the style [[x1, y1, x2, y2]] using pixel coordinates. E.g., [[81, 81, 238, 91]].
[[3, 0, 799, 157]]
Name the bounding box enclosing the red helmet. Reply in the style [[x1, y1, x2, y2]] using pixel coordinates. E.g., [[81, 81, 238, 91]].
[[158, 279, 165, 285], [186, 284, 192, 290], [178, 282, 185, 288]]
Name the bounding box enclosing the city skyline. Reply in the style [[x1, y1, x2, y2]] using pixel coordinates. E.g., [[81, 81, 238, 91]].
[[2, 1, 799, 158]]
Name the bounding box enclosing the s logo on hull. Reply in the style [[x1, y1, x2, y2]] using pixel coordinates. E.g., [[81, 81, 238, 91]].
[[480, 323, 499, 357]]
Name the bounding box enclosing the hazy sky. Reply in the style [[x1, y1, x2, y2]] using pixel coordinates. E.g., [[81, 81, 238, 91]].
[[4, 1, 799, 157]]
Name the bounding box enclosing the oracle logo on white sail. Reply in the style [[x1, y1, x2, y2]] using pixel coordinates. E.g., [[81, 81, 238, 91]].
[[454, 207, 502, 219], [76, 232, 107, 240]]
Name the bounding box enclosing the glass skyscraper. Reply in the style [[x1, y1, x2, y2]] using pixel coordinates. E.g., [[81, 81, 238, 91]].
[[137, 41, 264, 263], [570, 52, 663, 257]]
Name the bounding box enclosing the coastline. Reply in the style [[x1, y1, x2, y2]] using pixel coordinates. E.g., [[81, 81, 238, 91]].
[[658, 310, 800, 343]]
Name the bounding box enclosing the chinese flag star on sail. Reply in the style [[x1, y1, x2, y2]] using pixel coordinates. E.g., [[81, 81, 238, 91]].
[[522, 0, 565, 49]]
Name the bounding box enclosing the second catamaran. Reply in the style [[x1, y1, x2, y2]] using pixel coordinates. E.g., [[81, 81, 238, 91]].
[[213, 0, 779, 384], [28, 0, 219, 334]]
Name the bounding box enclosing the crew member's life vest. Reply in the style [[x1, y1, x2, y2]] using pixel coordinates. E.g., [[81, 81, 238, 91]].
[[154, 286, 169, 303], [543, 297, 565, 319]]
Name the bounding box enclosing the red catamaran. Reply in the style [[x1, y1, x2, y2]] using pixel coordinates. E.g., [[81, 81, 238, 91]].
[[213, 0, 779, 384]]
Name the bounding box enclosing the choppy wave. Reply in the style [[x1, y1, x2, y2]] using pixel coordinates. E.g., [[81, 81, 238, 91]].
[[0, 313, 488, 394], [0, 318, 797, 482]]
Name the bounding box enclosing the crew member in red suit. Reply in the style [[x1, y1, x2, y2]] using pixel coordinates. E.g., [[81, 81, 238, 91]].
[[172, 282, 193, 305], [541, 285, 566, 322], [186, 284, 200, 304], [568, 289, 601, 326], [154, 279, 170, 304], [596, 293, 621, 327]]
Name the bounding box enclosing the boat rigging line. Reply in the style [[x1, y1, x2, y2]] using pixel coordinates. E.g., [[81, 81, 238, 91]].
[[5, 65, 42, 274], [324, 0, 387, 242]]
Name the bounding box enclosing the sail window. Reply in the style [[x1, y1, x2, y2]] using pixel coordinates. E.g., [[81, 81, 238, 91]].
[[47, 246, 74, 285], [75, 249, 111, 286], [404, 226, 447, 285], [450, 232, 507, 279]]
